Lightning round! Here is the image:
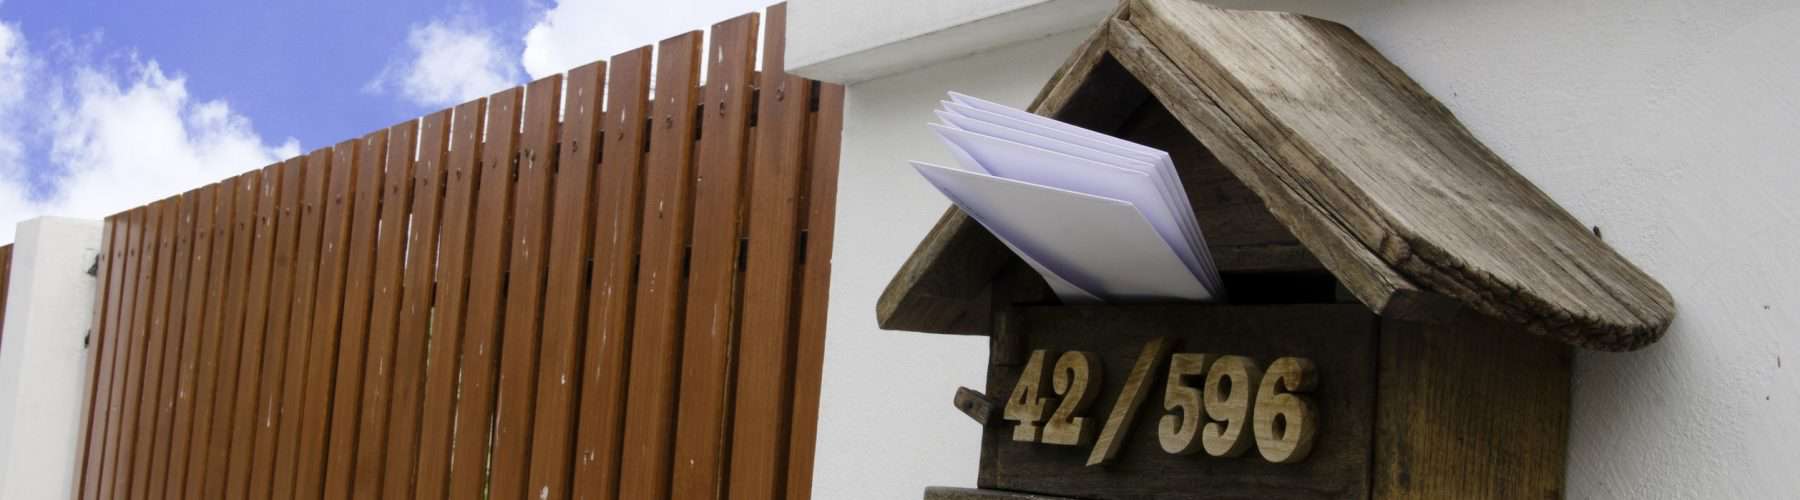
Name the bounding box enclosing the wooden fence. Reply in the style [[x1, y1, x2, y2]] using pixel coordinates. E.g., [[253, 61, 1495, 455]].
[[71, 4, 843, 499]]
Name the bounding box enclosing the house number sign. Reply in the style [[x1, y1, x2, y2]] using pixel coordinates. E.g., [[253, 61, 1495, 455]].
[[1003, 338, 1319, 466]]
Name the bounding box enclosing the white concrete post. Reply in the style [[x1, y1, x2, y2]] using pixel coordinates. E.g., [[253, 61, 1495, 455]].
[[0, 217, 104, 500]]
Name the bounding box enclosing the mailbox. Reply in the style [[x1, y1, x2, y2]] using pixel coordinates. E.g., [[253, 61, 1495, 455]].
[[877, 2, 1675, 499]]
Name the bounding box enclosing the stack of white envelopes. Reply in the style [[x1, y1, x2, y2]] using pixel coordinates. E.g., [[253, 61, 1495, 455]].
[[911, 92, 1221, 303]]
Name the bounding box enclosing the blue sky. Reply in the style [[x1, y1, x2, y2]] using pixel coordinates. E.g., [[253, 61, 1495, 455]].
[[0, 0, 773, 243]]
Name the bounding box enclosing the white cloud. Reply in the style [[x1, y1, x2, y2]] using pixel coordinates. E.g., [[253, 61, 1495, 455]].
[[0, 21, 299, 244], [368, 15, 522, 108], [520, 0, 773, 80]]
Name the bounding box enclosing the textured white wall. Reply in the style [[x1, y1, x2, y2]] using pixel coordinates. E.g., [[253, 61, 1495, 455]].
[[0, 217, 103, 500], [1197, 1, 1800, 497], [809, 0, 1800, 498], [809, 29, 1090, 499]]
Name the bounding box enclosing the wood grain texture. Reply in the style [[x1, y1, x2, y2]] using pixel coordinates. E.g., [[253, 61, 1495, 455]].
[[1374, 315, 1570, 499], [1126, 0, 1671, 349], [245, 156, 308, 500], [184, 178, 240, 499], [268, 149, 334, 500], [669, 13, 759, 500], [99, 206, 147, 500], [163, 183, 218, 499], [954, 387, 1001, 426], [380, 108, 451, 500], [145, 188, 199, 499], [414, 96, 487, 500], [130, 197, 179, 500], [570, 45, 652, 500], [320, 130, 390, 499], [117, 199, 166, 499], [223, 161, 289, 500], [292, 139, 365, 500], [1085, 338, 1167, 466], [617, 31, 702, 500], [447, 86, 522, 500], [76, 217, 121, 500], [202, 172, 260, 500], [486, 74, 564, 500], [349, 119, 419, 499], [526, 60, 604, 500], [784, 80, 846, 500], [728, 3, 814, 497], [980, 305, 1376, 500]]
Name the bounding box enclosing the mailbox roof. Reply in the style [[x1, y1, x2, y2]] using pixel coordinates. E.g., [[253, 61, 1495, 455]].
[[877, 0, 1674, 351]]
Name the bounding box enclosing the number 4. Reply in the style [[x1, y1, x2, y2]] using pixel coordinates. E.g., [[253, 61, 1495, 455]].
[[1005, 350, 1052, 442]]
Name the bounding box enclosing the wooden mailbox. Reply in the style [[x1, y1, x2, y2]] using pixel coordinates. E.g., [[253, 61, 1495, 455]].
[[878, 2, 1676, 499]]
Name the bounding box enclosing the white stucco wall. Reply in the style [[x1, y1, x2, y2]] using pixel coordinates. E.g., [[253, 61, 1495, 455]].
[[803, 0, 1800, 498], [0, 217, 103, 500], [808, 29, 1092, 499]]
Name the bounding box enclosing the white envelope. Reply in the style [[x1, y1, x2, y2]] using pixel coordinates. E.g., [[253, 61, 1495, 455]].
[[928, 123, 1216, 291], [934, 105, 1219, 291], [911, 161, 1213, 302]]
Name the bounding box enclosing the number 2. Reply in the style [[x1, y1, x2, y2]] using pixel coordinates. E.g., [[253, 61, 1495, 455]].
[[1041, 351, 1100, 445]]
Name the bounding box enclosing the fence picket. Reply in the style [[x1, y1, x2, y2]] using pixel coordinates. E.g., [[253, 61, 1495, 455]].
[[729, 4, 816, 498], [165, 183, 220, 499], [351, 119, 421, 498], [293, 139, 365, 500], [447, 86, 523, 500], [186, 178, 242, 498], [145, 189, 199, 498], [570, 45, 652, 500], [414, 96, 488, 500], [381, 108, 452, 500], [100, 207, 147, 500], [526, 59, 605, 500], [785, 81, 846, 500], [671, 13, 760, 500], [320, 129, 392, 499], [619, 30, 704, 500]]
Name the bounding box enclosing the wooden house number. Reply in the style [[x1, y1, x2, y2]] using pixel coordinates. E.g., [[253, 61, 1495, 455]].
[[1004, 340, 1319, 465]]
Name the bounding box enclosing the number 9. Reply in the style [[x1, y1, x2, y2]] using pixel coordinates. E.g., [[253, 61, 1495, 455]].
[[1253, 357, 1318, 463], [1201, 355, 1262, 457]]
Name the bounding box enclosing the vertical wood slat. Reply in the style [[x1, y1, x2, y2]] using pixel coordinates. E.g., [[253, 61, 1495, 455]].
[[381, 109, 452, 500], [490, 73, 565, 500], [145, 189, 199, 499], [246, 157, 309, 500], [730, 3, 817, 498], [670, 13, 760, 500], [130, 196, 179, 500], [785, 82, 846, 500], [116, 200, 166, 499], [0, 244, 10, 339], [292, 139, 365, 500], [224, 162, 290, 499], [165, 183, 221, 499], [99, 206, 146, 500], [319, 129, 392, 499], [570, 45, 653, 500], [185, 178, 241, 499], [267, 149, 333, 500], [447, 86, 523, 500], [413, 96, 488, 500], [619, 30, 704, 500], [76, 218, 120, 500], [526, 59, 605, 500], [351, 119, 420, 498], [203, 171, 261, 499]]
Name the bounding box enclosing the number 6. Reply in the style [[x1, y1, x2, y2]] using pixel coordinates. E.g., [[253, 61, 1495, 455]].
[[1253, 357, 1318, 463]]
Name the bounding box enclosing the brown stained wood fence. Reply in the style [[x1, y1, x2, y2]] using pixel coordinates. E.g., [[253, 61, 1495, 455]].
[[71, 4, 843, 499]]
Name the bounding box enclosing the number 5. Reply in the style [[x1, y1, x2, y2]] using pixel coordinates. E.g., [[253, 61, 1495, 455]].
[[1157, 353, 1210, 454]]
